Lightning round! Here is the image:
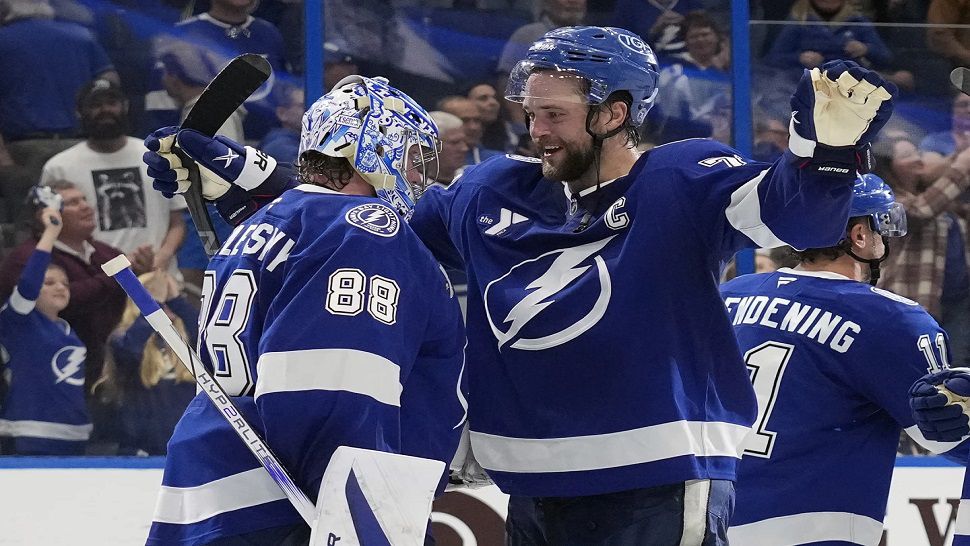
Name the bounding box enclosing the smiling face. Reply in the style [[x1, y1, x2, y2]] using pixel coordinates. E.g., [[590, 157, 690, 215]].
[[36, 265, 70, 318], [522, 72, 596, 182], [55, 187, 96, 240]]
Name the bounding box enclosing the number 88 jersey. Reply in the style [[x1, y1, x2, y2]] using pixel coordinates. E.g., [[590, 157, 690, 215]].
[[719, 267, 963, 546], [149, 184, 465, 546]]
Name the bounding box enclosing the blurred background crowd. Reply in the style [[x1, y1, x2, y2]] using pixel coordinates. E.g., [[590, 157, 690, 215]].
[[0, 0, 968, 456]]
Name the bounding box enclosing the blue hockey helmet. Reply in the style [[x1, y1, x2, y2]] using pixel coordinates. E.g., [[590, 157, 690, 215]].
[[299, 75, 439, 220], [849, 173, 907, 237], [505, 26, 660, 126]]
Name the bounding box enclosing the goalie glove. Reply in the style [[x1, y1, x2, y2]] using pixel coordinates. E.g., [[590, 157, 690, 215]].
[[144, 127, 293, 225], [909, 368, 970, 442], [788, 60, 896, 177]]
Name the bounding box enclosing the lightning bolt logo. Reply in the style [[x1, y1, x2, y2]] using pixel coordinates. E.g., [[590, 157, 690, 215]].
[[485, 236, 616, 351], [51, 346, 86, 386]]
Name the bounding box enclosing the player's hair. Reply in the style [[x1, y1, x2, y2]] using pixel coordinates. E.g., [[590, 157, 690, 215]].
[[789, 217, 869, 263], [297, 149, 355, 191], [94, 272, 194, 399]]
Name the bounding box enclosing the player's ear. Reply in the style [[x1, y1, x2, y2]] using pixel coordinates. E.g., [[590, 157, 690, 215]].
[[848, 220, 868, 248]]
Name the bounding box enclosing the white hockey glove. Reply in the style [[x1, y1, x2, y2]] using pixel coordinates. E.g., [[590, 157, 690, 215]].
[[788, 60, 896, 177], [144, 127, 277, 200]]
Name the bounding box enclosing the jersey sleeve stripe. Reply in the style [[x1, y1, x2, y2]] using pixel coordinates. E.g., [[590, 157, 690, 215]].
[[724, 169, 788, 249], [254, 348, 402, 406], [726, 511, 883, 545], [468, 420, 749, 474], [153, 467, 287, 525], [8, 287, 35, 316], [787, 116, 816, 158], [904, 424, 967, 454], [0, 419, 92, 441]]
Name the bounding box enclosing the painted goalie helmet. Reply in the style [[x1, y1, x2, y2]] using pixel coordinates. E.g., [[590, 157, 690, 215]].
[[299, 75, 439, 219]]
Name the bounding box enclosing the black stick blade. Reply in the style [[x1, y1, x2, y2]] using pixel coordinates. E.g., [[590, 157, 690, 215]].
[[952, 67, 970, 97], [183, 53, 272, 136]]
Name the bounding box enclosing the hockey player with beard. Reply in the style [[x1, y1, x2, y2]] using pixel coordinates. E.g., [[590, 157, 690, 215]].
[[145, 26, 896, 545]]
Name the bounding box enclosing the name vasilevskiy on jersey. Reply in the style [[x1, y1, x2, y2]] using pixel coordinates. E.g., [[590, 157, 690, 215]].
[[217, 222, 295, 272]]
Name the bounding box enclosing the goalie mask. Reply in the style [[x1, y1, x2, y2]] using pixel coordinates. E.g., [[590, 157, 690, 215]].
[[299, 75, 439, 219], [844, 173, 907, 285]]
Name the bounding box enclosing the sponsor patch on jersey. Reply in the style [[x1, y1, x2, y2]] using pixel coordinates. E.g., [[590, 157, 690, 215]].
[[870, 286, 919, 306], [345, 203, 400, 237]]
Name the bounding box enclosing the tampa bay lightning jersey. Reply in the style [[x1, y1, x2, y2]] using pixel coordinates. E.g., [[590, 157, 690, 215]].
[[148, 185, 465, 545], [721, 268, 966, 546], [0, 249, 90, 454], [410, 138, 858, 497]]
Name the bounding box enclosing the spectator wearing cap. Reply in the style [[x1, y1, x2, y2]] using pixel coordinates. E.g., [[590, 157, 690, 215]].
[[258, 81, 303, 165], [0, 0, 119, 175], [39, 78, 187, 276]]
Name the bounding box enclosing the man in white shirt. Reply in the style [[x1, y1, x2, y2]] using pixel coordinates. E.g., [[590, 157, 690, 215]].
[[41, 79, 186, 272]]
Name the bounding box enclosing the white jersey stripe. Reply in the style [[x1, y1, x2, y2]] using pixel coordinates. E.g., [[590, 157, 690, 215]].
[[469, 420, 749, 474], [8, 287, 34, 315], [0, 419, 92, 441], [727, 511, 883, 545], [787, 116, 816, 158], [725, 169, 788, 249], [254, 348, 402, 407], [153, 467, 287, 525], [955, 499, 970, 536]]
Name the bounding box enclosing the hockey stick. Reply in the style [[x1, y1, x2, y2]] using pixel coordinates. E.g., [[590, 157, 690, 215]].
[[101, 255, 316, 526], [952, 67, 970, 97], [179, 53, 272, 257]]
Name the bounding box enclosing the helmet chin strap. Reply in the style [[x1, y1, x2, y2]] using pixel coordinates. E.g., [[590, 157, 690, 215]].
[[573, 107, 625, 233], [844, 236, 891, 286]]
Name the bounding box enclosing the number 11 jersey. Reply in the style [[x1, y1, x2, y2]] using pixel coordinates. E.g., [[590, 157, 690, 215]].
[[720, 267, 965, 546]]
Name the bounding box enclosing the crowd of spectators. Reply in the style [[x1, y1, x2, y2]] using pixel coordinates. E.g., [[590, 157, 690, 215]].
[[0, 0, 968, 455]]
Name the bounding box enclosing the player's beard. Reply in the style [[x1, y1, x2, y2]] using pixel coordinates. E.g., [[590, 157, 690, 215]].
[[82, 112, 129, 140], [541, 138, 596, 182]]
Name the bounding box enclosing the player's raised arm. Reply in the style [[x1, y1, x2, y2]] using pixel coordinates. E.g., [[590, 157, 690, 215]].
[[673, 60, 897, 255]]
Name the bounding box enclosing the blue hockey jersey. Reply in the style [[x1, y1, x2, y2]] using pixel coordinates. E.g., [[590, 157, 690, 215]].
[[721, 268, 966, 546], [147, 185, 465, 545], [410, 138, 858, 497], [0, 249, 90, 454]]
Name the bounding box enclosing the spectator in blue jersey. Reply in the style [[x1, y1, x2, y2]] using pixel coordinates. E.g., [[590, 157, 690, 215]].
[[722, 174, 970, 545], [765, 0, 893, 72], [0, 0, 118, 174], [94, 269, 196, 456], [146, 27, 898, 545], [140, 76, 466, 544], [258, 81, 303, 166], [608, 0, 707, 58], [146, 0, 285, 140], [0, 190, 91, 455]]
